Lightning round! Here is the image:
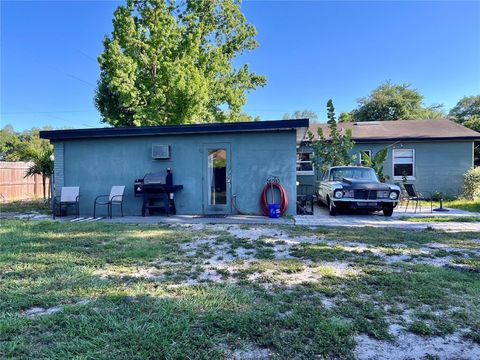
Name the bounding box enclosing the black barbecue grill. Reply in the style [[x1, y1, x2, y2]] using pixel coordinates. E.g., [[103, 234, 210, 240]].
[[134, 169, 183, 216]]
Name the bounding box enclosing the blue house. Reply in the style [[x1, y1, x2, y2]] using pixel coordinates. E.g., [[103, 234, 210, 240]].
[[297, 119, 480, 197], [40, 119, 309, 217]]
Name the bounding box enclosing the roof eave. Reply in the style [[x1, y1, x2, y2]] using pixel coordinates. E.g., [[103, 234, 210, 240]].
[[352, 136, 480, 142], [302, 136, 480, 143], [40, 119, 310, 141]]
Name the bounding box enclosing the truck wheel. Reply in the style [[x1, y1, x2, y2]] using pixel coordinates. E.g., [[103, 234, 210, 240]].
[[328, 198, 337, 216], [383, 204, 394, 217]]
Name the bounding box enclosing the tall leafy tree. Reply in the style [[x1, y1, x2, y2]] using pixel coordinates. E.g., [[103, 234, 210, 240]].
[[0, 125, 22, 161], [0, 125, 52, 162], [238, 112, 261, 122], [449, 95, 480, 125], [95, 0, 266, 127], [343, 81, 445, 122], [464, 117, 480, 133], [308, 100, 356, 173], [338, 111, 353, 123], [449, 95, 480, 165]]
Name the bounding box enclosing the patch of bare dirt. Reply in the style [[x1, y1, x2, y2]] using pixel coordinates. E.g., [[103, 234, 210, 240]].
[[227, 346, 273, 359], [23, 299, 90, 317], [102, 225, 478, 286], [355, 325, 480, 360]]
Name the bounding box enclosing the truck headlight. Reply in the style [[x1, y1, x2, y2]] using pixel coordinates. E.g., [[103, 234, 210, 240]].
[[389, 192, 398, 200], [334, 190, 343, 199]]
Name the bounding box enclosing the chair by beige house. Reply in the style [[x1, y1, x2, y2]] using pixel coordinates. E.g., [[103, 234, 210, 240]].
[[94, 186, 125, 218]]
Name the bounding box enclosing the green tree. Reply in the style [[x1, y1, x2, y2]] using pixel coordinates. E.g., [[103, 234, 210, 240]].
[[95, 0, 266, 127], [464, 116, 480, 166], [0, 125, 53, 161], [361, 148, 389, 182], [449, 95, 480, 165], [308, 100, 356, 173], [464, 116, 480, 133], [282, 110, 318, 122], [0, 125, 22, 161], [237, 112, 261, 122], [413, 104, 445, 119], [1, 125, 55, 200], [22, 144, 54, 200], [348, 81, 445, 122], [449, 95, 480, 124], [338, 112, 353, 123]]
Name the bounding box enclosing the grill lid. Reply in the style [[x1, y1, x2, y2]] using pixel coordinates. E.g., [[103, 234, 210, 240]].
[[144, 170, 168, 185]]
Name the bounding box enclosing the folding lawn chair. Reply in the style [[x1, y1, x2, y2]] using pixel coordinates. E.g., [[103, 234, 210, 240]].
[[403, 183, 432, 213], [53, 186, 80, 219], [93, 185, 125, 219]]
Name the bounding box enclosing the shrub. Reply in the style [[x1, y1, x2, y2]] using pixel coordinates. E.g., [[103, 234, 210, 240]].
[[462, 167, 480, 200]]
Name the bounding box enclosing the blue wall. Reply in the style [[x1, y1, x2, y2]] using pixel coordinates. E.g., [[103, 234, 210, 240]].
[[53, 130, 298, 216], [297, 140, 474, 197]]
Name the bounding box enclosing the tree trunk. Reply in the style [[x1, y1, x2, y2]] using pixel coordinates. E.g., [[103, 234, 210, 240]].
[[48, 176, 51, 202], [42, 175, 46, 200]]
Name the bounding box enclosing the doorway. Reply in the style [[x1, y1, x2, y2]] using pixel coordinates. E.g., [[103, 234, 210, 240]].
[[203, 143, 231, 214]]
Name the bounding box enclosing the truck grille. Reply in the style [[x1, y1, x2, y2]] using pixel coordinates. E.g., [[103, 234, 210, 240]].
[[354, 190, 377, 200]]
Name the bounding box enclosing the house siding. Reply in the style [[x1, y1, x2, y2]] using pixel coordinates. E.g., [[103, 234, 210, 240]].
[[298, 140, 474, 197], [53, 142, 64, 196], [54, 130, 297, 216]]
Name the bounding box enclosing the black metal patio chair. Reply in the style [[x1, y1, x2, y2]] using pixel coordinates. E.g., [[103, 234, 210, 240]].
[[53, 186, 80, 219], [94, 186, 125, 219], [296, 184, 314, 215], [403, 183, 432, 213]]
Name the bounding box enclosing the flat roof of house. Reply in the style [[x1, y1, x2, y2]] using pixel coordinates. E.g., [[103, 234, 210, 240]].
[[307, 119, 480, 142], [40, 119, 309, 144]]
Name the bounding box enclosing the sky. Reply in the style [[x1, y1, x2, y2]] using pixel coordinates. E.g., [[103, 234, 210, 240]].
[[1, 0, 480, 131]]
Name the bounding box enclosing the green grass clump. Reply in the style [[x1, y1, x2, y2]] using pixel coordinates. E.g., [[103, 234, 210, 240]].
[[409, 321, 434, 335], [0, 199, 51, 214], [465, 327, 480, 344], [444, 199, 480, 213], [401, 216, 480, 223]]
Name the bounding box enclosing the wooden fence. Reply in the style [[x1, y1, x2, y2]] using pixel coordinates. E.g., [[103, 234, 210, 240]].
[[0, 161, 50, 201]]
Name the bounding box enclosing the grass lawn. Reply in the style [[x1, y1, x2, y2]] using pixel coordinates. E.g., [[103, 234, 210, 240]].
[[1, 220, 480, 359], [0, 199, 51, 214], [416, 198, 480, 213], [443, 199, 480, 213], [410, 198, 480, 214]]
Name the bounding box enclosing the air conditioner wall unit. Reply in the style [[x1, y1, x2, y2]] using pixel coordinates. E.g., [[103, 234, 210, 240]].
[[152, 145, 171, 159]]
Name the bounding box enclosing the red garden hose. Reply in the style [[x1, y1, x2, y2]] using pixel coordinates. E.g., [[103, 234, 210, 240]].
[[260, 181, 289, 216]]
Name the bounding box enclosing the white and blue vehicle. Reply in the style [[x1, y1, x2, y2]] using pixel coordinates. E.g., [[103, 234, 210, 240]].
[[317, 166, 401, 216]]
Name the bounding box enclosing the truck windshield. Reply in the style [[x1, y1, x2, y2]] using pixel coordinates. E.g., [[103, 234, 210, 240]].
[[329, 168, 378, 181]]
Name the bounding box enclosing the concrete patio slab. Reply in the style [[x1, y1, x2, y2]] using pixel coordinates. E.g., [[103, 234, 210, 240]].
[[2, 204, 479, 232], [56, 214, 294, 226]]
